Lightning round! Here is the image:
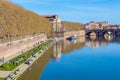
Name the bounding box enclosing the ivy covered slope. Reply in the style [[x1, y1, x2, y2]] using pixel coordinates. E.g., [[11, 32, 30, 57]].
[[0, 0, 52, 39], [62, 21, 85, 31]]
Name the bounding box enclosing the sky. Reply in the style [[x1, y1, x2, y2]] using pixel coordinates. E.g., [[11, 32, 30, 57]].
[[9, 0, 120, 24]]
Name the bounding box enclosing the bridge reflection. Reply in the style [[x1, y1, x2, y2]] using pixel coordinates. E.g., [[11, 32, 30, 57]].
[[86, 36, 120, 48], [51, 36, 120, 60], [86, 38, 108, 49]]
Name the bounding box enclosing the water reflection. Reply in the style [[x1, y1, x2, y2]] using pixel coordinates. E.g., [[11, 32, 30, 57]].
[[18, 36, 120, 80], [51, 40, 62, 60], [51, 37, 85, 60], [40, 37, 120, 80], [86, 36, 120, 48], [51, 36, 120, 60], [86, 37, 108, 49]]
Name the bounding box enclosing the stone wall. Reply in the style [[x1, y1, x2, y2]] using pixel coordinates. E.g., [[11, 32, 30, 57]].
[[63, 30, 85, 38], [0, 34, 47, 63]]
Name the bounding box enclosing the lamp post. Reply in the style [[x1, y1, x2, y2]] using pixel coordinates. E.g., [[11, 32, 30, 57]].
[[7, 33, 11, 45]]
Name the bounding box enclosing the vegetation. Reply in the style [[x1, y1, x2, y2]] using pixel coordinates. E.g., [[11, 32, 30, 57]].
[[0, 78, 4, 80], [62, 21, 85, 31], [0, 1, 52, 40], [0, 40, 51, 71]]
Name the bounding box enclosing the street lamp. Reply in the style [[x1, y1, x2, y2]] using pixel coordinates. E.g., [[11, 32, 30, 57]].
[[7, 33, 11, 45]]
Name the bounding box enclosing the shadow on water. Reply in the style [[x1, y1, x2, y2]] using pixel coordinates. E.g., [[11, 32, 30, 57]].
[[17, 46, 53, 80], [17, 36, 120, 80]]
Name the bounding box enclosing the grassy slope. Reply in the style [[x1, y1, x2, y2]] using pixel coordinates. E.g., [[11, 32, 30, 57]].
[[62, 21, 85, 31], [0, 1, 52, 39]]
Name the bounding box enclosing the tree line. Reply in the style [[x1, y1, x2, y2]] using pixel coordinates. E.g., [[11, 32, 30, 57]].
[[0, 1, 51, 40]]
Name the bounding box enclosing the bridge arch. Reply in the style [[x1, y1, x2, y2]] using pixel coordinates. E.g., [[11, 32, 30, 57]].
[[103, 31, 112, 35], [104, 31, 114, 41], [86, 31, 97, 36]]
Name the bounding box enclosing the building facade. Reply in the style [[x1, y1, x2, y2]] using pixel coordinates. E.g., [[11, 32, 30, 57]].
[[44, 15, 63, 32], [85, 21, 110, 30]]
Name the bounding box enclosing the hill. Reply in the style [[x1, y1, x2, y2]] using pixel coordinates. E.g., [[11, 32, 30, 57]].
[[62, 21, 85, 31], [0, 0, 51, 40]]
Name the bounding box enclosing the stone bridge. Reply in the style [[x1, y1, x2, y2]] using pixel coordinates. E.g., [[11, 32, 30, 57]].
[[86, 29, 120, 37]]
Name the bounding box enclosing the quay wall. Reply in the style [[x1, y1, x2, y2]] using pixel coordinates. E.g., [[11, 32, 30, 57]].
[[0, 34, 47, 63], [63, 30, 85, 38], [0, 40, 53, 79]]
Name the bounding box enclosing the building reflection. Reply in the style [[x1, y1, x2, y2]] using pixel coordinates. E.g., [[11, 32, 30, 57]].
[[51, 36, 120, 60], [17, 36, 120, 80], [85, 36, 120, 49], [51, 37, 86, 60], [85, 40, 108, 49], [51, 40, 62, 60]]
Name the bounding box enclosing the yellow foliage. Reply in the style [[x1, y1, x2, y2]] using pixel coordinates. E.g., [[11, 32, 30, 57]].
[[0, 1, 52, 39], [62, 21, 85, 31]]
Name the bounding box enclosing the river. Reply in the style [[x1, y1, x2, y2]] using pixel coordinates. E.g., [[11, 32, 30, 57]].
[[17, 36, 120, 80]]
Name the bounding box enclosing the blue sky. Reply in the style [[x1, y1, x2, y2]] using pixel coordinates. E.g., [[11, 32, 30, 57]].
[[9, 0, 120, 24]]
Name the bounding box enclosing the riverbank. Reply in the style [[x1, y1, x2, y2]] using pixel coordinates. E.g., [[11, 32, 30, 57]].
[[0, 34, 47, 65], [0, 40, 53, 80]]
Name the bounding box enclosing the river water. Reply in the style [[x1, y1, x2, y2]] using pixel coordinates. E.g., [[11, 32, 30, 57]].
[[18, 36, 120, 80]]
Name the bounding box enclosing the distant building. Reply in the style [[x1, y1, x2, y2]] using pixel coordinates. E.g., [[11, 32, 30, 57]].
[[43, 15, 63, 32], [118, 25, 120, 29], [85, 21, 109, 30], [109, 25, 117, 29], [98, 22, 109, 28], [85, 21, 99, 30]]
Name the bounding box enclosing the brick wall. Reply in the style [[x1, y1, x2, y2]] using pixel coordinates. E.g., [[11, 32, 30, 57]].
[[64, 30, 85, 38], [0, 34, 47, 60]]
